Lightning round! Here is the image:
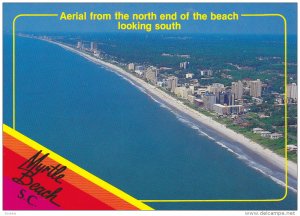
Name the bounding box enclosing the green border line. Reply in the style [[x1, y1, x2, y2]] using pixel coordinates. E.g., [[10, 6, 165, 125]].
[[12, 13, 289, 203]]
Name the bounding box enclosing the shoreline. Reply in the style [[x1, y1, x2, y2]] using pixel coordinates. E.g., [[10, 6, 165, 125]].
[[42, 38, 297, 182]]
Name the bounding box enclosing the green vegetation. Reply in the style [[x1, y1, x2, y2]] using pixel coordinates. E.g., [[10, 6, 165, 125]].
[[159, 87, 297, 162], [212, 109, 297, 161], [59, 33, 297, 93], [56, 33, 297, 161]]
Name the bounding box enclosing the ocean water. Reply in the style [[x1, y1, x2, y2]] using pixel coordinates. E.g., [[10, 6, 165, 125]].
[[4, 35, 297, 210]]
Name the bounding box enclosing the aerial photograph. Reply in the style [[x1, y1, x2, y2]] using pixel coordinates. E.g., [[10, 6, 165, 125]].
[[2, 2, 298, 212]]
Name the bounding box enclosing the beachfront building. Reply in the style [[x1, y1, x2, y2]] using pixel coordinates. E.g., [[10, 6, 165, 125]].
[[228, 105, 244, 115], [76, 41, 83, 49], [145, 66, 158, 84], [196, 88, 207, 96], [252, 128, 264, 134], [194, 98, 204, 107], [252, 129, 282, 139], [270, 133, 283, 139], [208, 83, 225, 103], [287, 145, 297, 152], [93, 50, 100, 57], [213, 104, 228, 115], [232, 80, 243, 99], [187, 95, 195, 103], [189, 85, 195, 95], [156, 81, 164, 87], [174, 87, 193, 99], [249, 79, 262, 97], [128, 63, 135, 71], [260, 131, 271, 138], [288, 83, 297, 102], [90, 42, 97, 51], [134, 65, 145, 76], [203, 93, 217, 111], [218, 91, 235, 106], [208, 83, 225, 95], [213, 104, 244, 115], [167, 76, 178, 93], [226, 92, 235, 106]]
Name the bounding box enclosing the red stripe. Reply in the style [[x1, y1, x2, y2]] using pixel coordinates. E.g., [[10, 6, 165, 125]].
[[4, 147, 115, 210]]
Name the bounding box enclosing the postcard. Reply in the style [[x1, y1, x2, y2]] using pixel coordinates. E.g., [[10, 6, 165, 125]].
[[2, 2, 298, 213]]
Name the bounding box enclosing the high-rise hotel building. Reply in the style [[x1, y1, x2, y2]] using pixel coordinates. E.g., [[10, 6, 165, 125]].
[[249, 79, 262, 97]]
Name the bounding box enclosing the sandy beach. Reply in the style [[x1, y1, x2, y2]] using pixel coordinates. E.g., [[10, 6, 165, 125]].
[[44, 39, 297, 181]]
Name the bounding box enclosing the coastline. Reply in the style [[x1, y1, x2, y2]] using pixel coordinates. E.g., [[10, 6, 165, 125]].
[[43, 39, 297, 182]]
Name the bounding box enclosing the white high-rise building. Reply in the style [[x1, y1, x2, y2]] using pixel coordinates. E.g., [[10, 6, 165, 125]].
[[145, 66, 158, 84], [128, 63, 135, 71], [174, 87, 193, 99], [179, 61, 189, 69], [167, 76, 178, 93], [200, 69, 213, 76], [203, 93, 217, 110], [90, 42, 97, 51], [76, 41, 82, 49], [232, 80, 243, 99], [249, 79, 262, 97], [134, 65, 145, 76], [207, 83, 225, 95], [288, 83, 297, 101]]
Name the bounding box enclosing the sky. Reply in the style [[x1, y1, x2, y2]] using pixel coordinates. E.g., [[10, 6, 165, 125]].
[[3, 3, 297, 35]]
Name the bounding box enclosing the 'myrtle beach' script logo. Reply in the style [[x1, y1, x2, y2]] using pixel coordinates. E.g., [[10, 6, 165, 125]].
[[12, 150, 66, 207]]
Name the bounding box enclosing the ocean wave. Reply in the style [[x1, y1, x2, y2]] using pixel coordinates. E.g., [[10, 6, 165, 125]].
[[166, 112, 298, 193], [191, 125, 199, 130], [216, 141, 235, 154], [60, 42, 297, 193], [159, 103, 168, 109], [147, 95, 160, 104], [102, 66, 148, 94], [249, 163, 297, 193]]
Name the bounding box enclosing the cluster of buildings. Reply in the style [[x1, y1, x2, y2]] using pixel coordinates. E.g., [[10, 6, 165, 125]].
[[200, 69, 213, 77], [252, 128, 283, 140], [127, 61, 299, 119], [199, 83, 244, 115], [125, 60, 299, 148], [74, 41, 298, 108], [231, 79, 262, 98], [76, 41, 100, 57], [179, 61, 189, 69], [128, 63, 263, 116], [128, 63, 158, 84], [268, 83, 298, 105], [163, 77, 265, 116], [72, 39, 297, 146]]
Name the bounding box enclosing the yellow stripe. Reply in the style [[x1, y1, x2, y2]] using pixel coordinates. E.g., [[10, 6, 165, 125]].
[[241, 13, 289, 201], [3, 124, 153, 210], [141, 13, 289, 203], [140, 199, 284, 202], [10, 13, 289, 204]]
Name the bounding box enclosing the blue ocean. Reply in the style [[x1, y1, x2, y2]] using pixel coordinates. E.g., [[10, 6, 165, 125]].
[[4, 35, 297, 210]]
